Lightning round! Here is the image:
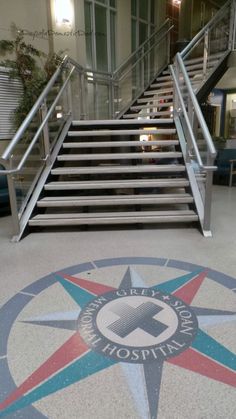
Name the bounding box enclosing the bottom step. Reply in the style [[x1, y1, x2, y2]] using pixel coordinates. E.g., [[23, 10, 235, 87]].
[[29, 210, 198, 226]]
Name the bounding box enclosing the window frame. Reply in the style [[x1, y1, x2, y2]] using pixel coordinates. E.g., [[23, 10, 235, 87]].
[[84, 0, 117, 71], [131, 0, 156, 51]]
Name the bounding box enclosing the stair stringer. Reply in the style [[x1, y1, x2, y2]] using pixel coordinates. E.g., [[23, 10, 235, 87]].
[[12, 117, 72, 242], [196, 51, 229, 102]]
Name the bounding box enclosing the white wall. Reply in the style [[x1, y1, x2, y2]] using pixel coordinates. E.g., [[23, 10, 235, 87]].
[[0, 0, 87, 63], [116, 0, 132, 67], [0, 0, 50, 53], [49, 0, 86, 65], [0, 0, 169, 68], [156, 0, 167, 27]]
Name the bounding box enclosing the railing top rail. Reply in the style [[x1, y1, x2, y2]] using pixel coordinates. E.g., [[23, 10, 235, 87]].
[[180, 0, 232, 59], [83, 66, 112, 78], [118, 27, 173, 83], [0, 65, 75, 175], [113, 18, 171, 78], [1, 18, 173, 164], [175, 53, 217, 159]]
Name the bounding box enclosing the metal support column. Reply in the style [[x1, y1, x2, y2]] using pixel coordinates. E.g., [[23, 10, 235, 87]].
[[6, 158, 20, 236], [203, 169, 214, 233], [203, 30, 209, 78], [40, 101, 51, 165]]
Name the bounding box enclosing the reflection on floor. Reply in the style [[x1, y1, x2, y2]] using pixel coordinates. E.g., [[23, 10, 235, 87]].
[[0, 185, 235, 419]]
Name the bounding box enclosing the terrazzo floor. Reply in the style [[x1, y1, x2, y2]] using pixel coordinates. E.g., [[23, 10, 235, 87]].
[[0, 185, 235, 419]]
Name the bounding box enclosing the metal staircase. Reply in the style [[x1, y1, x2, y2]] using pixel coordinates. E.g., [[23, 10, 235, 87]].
[[29, 116, 198, 228], [27, 51, 224, 229], [1, 0, 236, 240]]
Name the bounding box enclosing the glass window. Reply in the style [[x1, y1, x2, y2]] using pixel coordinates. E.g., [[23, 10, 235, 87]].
[[85, 2, 93, 68], [95, 4, 108, 71], [131, 0, 156, 50], [139, 22, 148, 45], [84, 0, 116, 71], [110, 10, 116, 70], [139, 0, 148, 21], [131, 0, 137, 17], [110, 0, 116, 8], [131, 19, 136, 52], [151, 0, 155, 24]]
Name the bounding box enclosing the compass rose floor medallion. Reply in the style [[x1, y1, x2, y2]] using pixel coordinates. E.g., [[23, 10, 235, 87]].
[[0, 257, 235, 418]]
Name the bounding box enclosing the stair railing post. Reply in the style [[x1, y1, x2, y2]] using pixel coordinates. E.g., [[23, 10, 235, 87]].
[[229, 0, 236, 50], [141, 45, 145, 90], [80, 71, 88, 120], [203, 29, 209, 78], [109, 75, 114, 119], [67, 76, 74, 119], [203, 165, 214, 232], [190, 112, 199, 164], [6, 159, 20, 235], [40, 100, 51, 166], [186, 113, 192, 164], [186, 87, 195, 164], [173, 59, 180, 116], [167, 26, 171, 64], [94, 80, 99, 119]]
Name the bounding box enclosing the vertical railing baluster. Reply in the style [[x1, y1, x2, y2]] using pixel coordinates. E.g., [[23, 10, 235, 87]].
[[110, 75, 114, 119], [229, 0, 236, 50], [203, 29, 209, 78], [141, 46, 145, 90], [173, 60, 179, 115], [203, 161, 214, 232], [167, 29, 171, 64], [80, 72, 87, 120], [7, 162, 20, 236], [40, 101, 51, 165]]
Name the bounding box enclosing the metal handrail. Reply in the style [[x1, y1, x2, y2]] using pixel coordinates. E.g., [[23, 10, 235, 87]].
[[180, 0, 232, 59], [113, 19, 171, 78], [0, 66, 75, 174], [170, 1, 235, 235], [176, 53, 217, 159], [2, 55, 69, 161], [170, 64, 216, 171], [117, 26, 173, 83], [0, 21, 173, 175]]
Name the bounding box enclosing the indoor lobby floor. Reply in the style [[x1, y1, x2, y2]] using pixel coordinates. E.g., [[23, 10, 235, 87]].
[[0, 185, 235, 419]]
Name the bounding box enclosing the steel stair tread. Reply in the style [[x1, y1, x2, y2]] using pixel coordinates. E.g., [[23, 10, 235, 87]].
[[37, 193, 194, 207], [44, 178, 190, 190], [31, 210, 197, 218], [63, 140, 179, 148], [155, 75, 172, 81], [162, 62, 217, 75], [71, 119, 168, 126], [131, 104, 173, 111], [57, 152, 182, 161], [122, 111, 172, 118], [183, 53, 222, 66], [145, 87, 173, 95], [144, 92, 173, 98], [183, 61, 218, 71], [29, 210, 199, 226], [51, 164, 186, 175], [150, 81, 174, 88], [136, 97, 173, 104], [67, 128, 176, 137]]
